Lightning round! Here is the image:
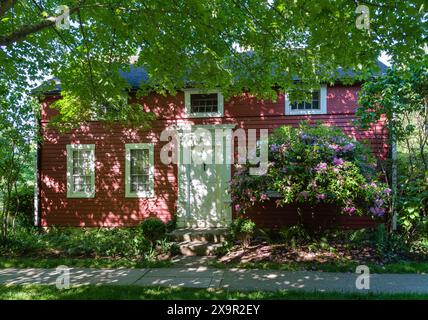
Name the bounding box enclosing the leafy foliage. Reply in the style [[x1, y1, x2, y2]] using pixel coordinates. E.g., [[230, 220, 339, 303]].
[[278, 225, 311, 246], [229, 217, 256, 247], [0, 220, 175, 261], [137, 217, 167, 247], [8, 186, 35, 228], [0, 1, 426, 125], [0, 88, 37, 242], [230, 123, 390, 218], [357, 57, 428, 234]]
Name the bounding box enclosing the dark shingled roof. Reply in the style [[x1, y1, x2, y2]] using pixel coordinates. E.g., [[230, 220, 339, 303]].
[[34, 60, 388, 94], [118, 66, 150, 89]]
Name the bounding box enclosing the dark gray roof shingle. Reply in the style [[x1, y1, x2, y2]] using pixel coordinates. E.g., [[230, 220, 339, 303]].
[[34, 60, 388, 94]]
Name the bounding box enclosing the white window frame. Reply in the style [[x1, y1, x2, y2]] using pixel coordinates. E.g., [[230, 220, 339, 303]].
[[125, 143, 155, 198], [184, 89, 224, 118], [66, 144, 96, 198], [285, 84, 327, 115]]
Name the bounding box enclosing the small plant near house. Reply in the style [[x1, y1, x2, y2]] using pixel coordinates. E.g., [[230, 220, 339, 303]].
[[138, 217, 167, 248], [278, 225, 311, 247], [229, 217, 257, 248], [230, 122, 391, 220], [372, 224, 408, 260], [0, 216, 178, 264]]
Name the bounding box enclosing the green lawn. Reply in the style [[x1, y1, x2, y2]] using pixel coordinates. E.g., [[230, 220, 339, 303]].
[[0, 257, 171, 269], [209, 260, 428, 274], [1, 256, 428, 274], [1, 285, 428, 300]]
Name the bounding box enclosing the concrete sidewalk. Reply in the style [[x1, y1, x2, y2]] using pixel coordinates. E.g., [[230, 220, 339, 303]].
[[1, 267, 428, 293]]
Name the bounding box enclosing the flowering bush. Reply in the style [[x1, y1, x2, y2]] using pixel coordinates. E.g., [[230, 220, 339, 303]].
[[230, 122, 391, 218]]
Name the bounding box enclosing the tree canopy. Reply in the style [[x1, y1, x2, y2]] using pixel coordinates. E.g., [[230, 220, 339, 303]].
[[0, 0, 427, 125]]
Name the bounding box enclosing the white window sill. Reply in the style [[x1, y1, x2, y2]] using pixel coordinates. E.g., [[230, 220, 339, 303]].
[[186, 112, 223, 118], [287, 109, 327, 115], [125, 191, 155, 198], [67, 192, 95, 198]]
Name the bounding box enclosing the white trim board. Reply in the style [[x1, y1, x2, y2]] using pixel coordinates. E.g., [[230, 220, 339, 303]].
[[66, 144, 96, 198], [124, 143, 155, 198], [285, 84, 327, 115], [184, 89, 224, 118]]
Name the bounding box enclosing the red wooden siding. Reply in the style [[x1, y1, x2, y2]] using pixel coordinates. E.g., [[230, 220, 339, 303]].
[[241, 202, 379, 230], [39, 85, 388, 227]]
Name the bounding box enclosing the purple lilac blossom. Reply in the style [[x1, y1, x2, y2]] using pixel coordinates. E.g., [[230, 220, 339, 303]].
[[332, 157, 344, 166], [383, 188, 392, 195], [370, 206, 385, 217], [315, 162, 328, 172], [316, 194, 326, 200], [343, 143, 355, 152], [343, 206, 356, 215], [328, 144, 342, 152], [374, 198, 384, 207], [270, 144, 279, 152]]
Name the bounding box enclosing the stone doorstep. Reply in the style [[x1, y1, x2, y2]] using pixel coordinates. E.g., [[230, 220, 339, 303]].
[[178, 241, 224, 256], [168, 228, 228, 243]]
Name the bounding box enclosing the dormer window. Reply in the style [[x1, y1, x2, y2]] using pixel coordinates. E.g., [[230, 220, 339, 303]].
[[285, 85, 327, 115], [184, 89, 224, 117], [291, 91, 320, 110], [191, 93, 218, 113]]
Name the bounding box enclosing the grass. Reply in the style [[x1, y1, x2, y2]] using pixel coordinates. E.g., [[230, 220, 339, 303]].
[[1, 256, 428, 274], [0, 257, 172, 269], [1, 285, 428, 300], [209, 260, 428, 274]]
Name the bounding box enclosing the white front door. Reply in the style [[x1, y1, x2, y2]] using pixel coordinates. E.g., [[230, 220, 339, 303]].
[[177, 125, 233, 228]]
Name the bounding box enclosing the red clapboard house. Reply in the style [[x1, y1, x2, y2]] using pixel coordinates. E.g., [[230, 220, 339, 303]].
[[35, 62, 388, 230]]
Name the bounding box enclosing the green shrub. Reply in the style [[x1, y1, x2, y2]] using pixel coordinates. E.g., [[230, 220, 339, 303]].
[[0, 225, 155, 260], [8, 187, 35, 228], [372, 224, 407, 260], [278, 225, 311, 246], [166, 216, 177, 233], [229, 217, 256, 247], [230, 122, 390, 218], [214, 240, 233, 257], [398, 171, 428, 236], [138, 217, 166, 246], [409, 237, 428, 256]]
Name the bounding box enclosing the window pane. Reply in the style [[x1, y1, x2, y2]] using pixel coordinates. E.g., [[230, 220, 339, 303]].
[[131, 149, 149, 175], [190, 93, 218, 113], [312, 100, 319, 109], [73, 176, 83, 192], [130, 148, 150, 193], [289, 90, 321, 112], [312, 91, 319, 101], [71, 148, 93, 193]]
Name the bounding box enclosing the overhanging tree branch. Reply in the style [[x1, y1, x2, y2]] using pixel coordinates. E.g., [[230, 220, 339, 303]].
[[0, 5, 81, 46], [0, 0, 15, 18]]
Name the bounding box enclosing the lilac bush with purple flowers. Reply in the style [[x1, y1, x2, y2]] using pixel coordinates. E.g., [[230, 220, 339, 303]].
[[230, 122, 390, 219]]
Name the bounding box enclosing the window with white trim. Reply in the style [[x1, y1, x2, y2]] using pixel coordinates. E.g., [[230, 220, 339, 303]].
[[66, 144, 95, 198], [125, 143, 154, 198], [285, 85, 327, 115], [184, 89, 224, 117]]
